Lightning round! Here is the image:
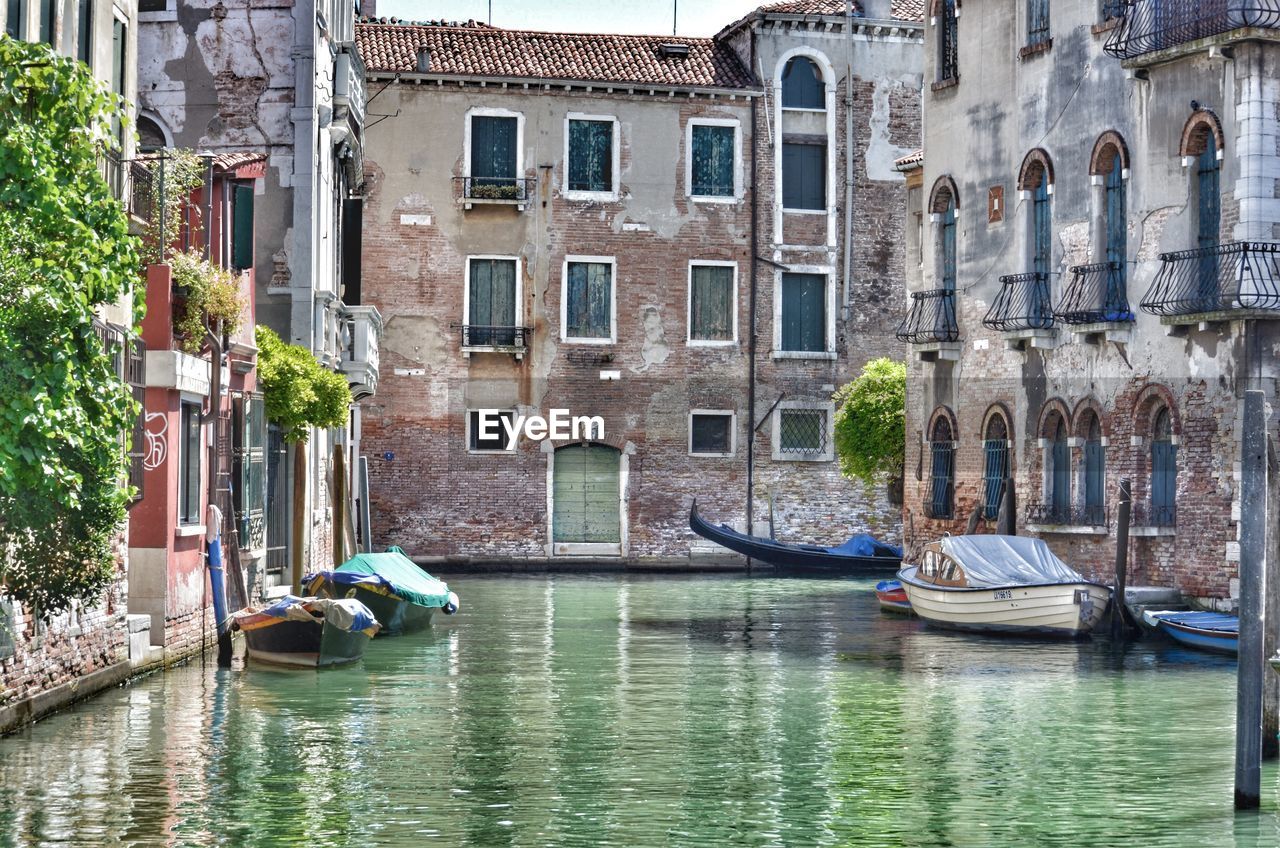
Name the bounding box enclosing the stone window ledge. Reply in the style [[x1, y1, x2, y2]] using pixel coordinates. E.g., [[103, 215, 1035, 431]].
[[1019, 40, 1053, 60], [912, 341, 963, 362], [1025, 523, 1109, 536], [1130, 525, 1177, 538], [1001, 328, 1057, 351], [930, 77, 959, 93], [1091, 18, 1121, 36]]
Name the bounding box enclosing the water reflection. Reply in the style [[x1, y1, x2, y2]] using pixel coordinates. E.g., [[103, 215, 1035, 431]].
[[0, 573, 1276, 847]]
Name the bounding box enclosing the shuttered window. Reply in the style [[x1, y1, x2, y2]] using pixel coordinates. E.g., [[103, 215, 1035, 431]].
[[232, 183, 254, 270], [1049, 416, 1070, 517], [1032, 179, 1052, 276], [567, 118, 613, 194], [783, 142, 825, 210], [565, 260, 613, 340], [179, 401, 202, 526], [780, 272, 826, 352], [1084, 416, 1105, 525], [470, 115, 517, 185], [126, 336, 146, 505], [690, 413, 733, 456], [553, 444, 621, 544], [469, 410, 515, 452], [781, 56, 824, 109], [233, 393, 266, 550], [938, 0, 959, 82], [1151, 409, 1176, 525], [38, 0, 52, 43], [468, 258, 518, 345], [690, 123, 735, 197], [689, 264, 734, 342]]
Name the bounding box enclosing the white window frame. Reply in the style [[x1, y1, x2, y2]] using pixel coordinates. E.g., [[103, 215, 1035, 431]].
[[688, 409, 737, 458], [773, 46, 838, 245], [464, 106, 525, 182], [177, 393, 204, 529], [772, 265, 837, 360], [685, 117, 743, 203], [560, 255, 617, 344], [466, 408, 518, 455], [563, 112, 620, 202], [771, 401, 835, 462], [462, 254, 523, 353], [138, 1, 179, 23], [686, 260, 738, 346]]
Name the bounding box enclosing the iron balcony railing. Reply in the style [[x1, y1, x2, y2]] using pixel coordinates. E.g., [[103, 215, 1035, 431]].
[[896, 289, 959, 343], [1104, 0, 1280, 60], [1132, 502, 1177, 528], [983, 272, 1055, 332], [457, 176, 535, 202], [461, 324, 531, 349], [1026, 502, 1108, 527], [1055, 261, 1134, 324], [1139, 241, 1280, 316]]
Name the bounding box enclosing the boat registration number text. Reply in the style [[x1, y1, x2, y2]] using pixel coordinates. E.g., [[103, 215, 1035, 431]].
[[993, 589, 1013, 600]]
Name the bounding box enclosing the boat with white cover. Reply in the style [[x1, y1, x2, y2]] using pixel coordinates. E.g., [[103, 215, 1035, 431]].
[[897, 535, 1112, 638]]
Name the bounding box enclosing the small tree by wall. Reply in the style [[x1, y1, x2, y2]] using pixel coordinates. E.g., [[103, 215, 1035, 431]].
[[256, 326, 352, 442], [833, 358, 907, 505]]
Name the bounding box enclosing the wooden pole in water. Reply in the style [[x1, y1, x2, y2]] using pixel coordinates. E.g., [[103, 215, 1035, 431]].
[[1111, 478, 1131, 642], [1264, 433, 1279, 760], [1235, 389, 1266, 809]]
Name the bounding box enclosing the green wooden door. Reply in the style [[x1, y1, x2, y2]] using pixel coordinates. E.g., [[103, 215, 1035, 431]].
[[553, 444, 621, 544]]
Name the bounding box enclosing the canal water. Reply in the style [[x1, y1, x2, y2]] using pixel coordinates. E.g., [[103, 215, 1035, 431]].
[[1, 574, 1278, 847]]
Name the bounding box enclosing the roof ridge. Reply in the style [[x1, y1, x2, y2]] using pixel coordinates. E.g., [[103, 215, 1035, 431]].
[[354, 21, 718, 44]]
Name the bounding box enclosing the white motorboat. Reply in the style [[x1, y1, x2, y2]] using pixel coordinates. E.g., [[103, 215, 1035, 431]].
[[897, 535, 1112, 638]]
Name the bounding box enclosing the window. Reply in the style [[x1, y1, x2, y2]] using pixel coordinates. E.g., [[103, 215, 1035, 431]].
[[179, 401, 202, 526], [233, 394, 266, 551], [1083, 414, 1105, 525], [1104, 153, 1126, 290], [76, 0, 91, 62], [1197, 136, 1220, 251], [982, 415, 1009, 520], [126, 336, 146, 505], [562, 257, 615, 342], [1028, 0, 1050, 46], [232, 183, 254, 270], [777, 407, 829, 459], [1151, 408, 1176, 525], [5, 0, 23, 39], [566, 115, 616, 198], [780, 272, 827, 353], [937, 0, 958, 83], [690, 411, 734, 457], [688, 262, 736, 344], [928, 416, 955, 519], [110, 17, 125, 144], [688, 120, 738, 199], [469, 111, 519, 189], [468, 410, 516, 453], [1032, 176, 1051, 276], [781, 56, 824, 109], [782, 142, 825, 210], [1099, 0, 1124, 20], [467, 257, 520, 346], [139, 0, 169, 10], [38, 0, 52, 43], [938, 193, 957, 290], [1047, 415, 1070, 520]]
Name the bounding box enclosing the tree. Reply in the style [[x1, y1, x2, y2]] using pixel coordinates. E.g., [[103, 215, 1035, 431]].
[[255, 326, 352, 443], [832, 358, 906, 496], [0, 37, 141, 616]]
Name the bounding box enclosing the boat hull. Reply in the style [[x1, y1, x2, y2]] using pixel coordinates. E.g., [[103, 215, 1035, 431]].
[[897, 567, 1111, 638], [1143, 612, 1239, 655], [241, 618, 372, 668], [312, 579, 435, 636], [1160, 623, 1238, 655], [875, 580, 912, 614]]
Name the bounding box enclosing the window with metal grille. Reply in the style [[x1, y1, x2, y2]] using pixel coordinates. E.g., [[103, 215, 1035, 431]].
[[782, 56, 824, 109], [564, 260, 613, 341], [689, 264, 734, 342], [690, 413, 733, 456], [780, 272, 826, 352], [937, 0, 959, 82], [126, 336, 146, 505], [690, 123, 735, 197], [782, 141, 825, 210], [982, 416, 1009, 520], [567, 118, 614, 194], [928, 417, 956, 519], [1151, 408, 1176, 525], [1028, 0, 1050, 46], [469, 410, 516, 452], [233, 394, 266, 551], [179, 401, 202, 525], [264, 423, 289, 581], [779, 408, 827, 455]]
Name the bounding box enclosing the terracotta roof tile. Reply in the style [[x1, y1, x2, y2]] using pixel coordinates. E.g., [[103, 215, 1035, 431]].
[[355, 23, 756, 90], [211, 151, 268, 171], [758, 0, 864, 15], [894, 148, 923, 169], [890, 0, 925, 22]]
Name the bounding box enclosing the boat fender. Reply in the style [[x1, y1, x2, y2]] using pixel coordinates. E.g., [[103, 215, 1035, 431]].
[[443, 592, 460, 615]]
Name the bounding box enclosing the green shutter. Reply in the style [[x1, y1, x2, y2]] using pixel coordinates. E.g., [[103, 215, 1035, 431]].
[[692, 124, 734, 197], [691, 265, 733, 341], [566, 262, 611, 339], [781, 273, 825, 352], [783, 143, 825, 210], [232, 184, 254, 270], [553, 445, 621, 543], [472, 116, 516, 182], [569, 119, 612, 192]]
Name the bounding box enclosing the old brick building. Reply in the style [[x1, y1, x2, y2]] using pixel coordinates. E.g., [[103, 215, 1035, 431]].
[[899, 0, 1280, 603], [356, 0, 922, 563]]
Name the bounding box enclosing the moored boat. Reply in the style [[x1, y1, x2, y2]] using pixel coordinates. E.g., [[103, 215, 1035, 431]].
[[897, 535, 1111, 638], [305, 546, 459, 636], [230, 595, 380, 668], [1142, 610, 1238, 655], [875, 579, 912, 614]]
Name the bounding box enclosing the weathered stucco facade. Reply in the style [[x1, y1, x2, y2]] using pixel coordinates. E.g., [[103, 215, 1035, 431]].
[[900, 0, 1280, 603], [358, 0, 922, 564]]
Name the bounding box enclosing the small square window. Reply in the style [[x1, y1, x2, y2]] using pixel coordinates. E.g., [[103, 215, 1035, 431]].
[[469, 409, 516, 452], [690, 412, 734, 456], [779, 409, 827, 455], [690, 123, 736, 198], [567, 118, 614, 195]]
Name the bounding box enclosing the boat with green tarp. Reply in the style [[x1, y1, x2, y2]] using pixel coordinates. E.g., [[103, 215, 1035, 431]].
[[305, 546, 459, 635]]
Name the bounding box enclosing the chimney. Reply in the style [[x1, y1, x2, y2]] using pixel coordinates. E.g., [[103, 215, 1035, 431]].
[[416, 45, 432, 73], [362, 0, 377, 17]]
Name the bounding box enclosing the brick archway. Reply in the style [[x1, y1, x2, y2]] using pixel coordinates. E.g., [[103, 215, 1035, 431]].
[[1089, 130, 1129, 176], [928, 175, 959, 214], [1071, 396, 1109, 439], [927, 405, 959, 442], [1017, 147, 1054, 192], [1132, 384, 1181, 438], [1179, 109, 1224, 158]]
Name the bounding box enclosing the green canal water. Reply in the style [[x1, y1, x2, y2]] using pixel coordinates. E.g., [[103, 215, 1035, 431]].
[[1, 574, 1278, 847]]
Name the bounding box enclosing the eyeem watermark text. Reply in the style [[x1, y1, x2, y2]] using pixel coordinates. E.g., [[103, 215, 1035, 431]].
[[477, 409, 604, 449]]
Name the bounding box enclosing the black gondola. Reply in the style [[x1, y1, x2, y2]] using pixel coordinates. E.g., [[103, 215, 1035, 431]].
[[689, 500, 902, 574]]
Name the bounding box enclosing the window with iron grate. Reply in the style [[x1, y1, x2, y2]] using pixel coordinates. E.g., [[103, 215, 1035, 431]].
[[779, 408, 827, 455]]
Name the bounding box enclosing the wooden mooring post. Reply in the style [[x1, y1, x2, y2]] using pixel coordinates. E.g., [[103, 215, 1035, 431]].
[[1111, 478, 1131, 643], [1235, 390, 1267, 809]]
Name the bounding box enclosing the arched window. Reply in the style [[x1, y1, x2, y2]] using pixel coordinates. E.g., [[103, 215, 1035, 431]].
[[982, 414, 1009, 520], [1104, 154, 1126, 285], [1019, 152, 1054, 276], [137, 115, 169, 154], [939, 192, 957, 290], [1151, 409, 1176, 526], [1197, 134, 1220, 251], [1083, 413, 1105, 525], [937, 0, 959, 83], [928, 415, 956, 520], [781, 56, 824, 109], [1048, 414, 1070, 520]]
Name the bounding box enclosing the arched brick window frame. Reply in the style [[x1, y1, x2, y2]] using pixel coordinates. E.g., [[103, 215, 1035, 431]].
[[1036, 397, 1071, 439], [926, 406, 959, 520], [1071, 398, 1108, 525], [928, 175, 960, 214], [1131, 383, 1181, 439], [980, 403, 1012, 520], [1017, 148, 1055, 192], [1070, 396, 1109, 439], [1089, 130, 1129, 176], [1131, 384, 1180, 528], [1179, 109, 1225, 159], [1036, 400, 1071, 520]]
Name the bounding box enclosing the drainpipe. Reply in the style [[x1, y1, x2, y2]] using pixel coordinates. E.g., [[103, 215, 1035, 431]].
[[842, 0, 855, 322], [746, 27, 760, 538], [203, 325, 231, 666]]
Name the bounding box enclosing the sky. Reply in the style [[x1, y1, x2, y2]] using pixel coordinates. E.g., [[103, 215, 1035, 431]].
[[371, 1, 768, 37]]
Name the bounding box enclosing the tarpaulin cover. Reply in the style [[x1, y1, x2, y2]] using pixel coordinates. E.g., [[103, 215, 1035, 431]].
[[938, 535, 1087, 588], [258, 595, 379, 634], [307, 546, 451, 609], [826, 534, 903, 558]]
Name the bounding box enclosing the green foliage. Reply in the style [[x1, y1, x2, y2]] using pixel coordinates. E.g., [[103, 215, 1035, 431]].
[[170, 249, 245, 353], [256, 326, 352, 443], [140, 149, 204, 266], [833, 358, 907, 485], [0, 36, 140, 616]]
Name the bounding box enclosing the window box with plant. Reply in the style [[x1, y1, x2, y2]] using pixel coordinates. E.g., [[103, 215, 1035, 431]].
[[170, 249, 246, 354]]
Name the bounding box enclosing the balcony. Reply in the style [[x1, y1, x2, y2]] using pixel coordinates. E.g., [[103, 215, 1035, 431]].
[[983, 272, 1056, 350], [460, 324, 531, 360], [896, 289, 961, 360], [1138, 241, 1280, 323], [1056, 261, 1135, 341], [102, 153, 154, 228], [340, 305, 382, 400], [1025, 502, 1109, 534], [456, 176, 535, 211], [1104, 0, 1280, 62], [333, 45, 366, 187]]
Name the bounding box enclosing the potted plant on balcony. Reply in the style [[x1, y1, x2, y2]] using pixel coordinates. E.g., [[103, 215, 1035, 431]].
[[170, 249, 245, 353], [834, 358, 907, 507], [470, 182, 521, 200]]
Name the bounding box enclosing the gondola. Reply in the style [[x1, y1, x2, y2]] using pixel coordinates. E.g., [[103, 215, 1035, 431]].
[[689, 500, 902, 574]]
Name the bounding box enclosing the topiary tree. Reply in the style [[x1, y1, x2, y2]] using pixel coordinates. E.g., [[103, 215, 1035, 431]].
[[832, 358, 906, 504], [255, 326, 352, 442], [0, 37, 141, 617]]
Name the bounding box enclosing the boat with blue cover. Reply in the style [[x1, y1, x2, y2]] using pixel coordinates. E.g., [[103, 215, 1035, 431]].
[[230, 595, 380, 668], [305, 546, 459, 635], [875, 580, 912, 614], [1142, 610, 1239, 655]]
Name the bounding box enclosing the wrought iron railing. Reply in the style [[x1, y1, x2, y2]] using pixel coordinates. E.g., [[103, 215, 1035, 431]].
[[896, 289, 959, 343], [925, 441, 956, 520], [461, 324, 531, 349], [1131, 502, 1177, 528], [1104, 0, 1280, 59], [1139, 241, 1280, 316], [983, 272, 1055, 331], [128, 159, 155, 222], [1056, 261, 1134, 324], [1026, 502, 1108, 527], [457, 176, 535, 202]]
